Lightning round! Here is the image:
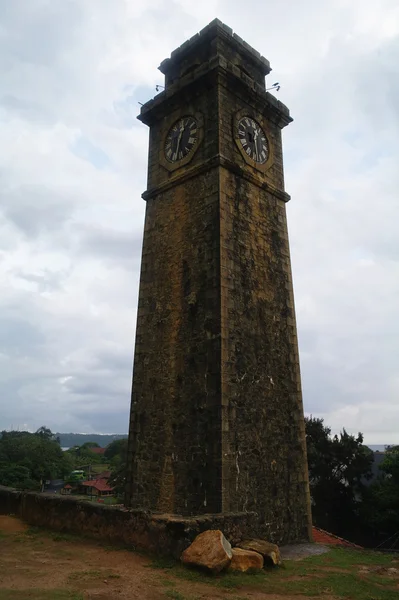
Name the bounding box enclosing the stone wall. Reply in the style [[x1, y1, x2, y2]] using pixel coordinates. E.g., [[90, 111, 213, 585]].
[[0, 485, 260, 558], [218, 165, 311, 542], [126, 167, 223, 515]]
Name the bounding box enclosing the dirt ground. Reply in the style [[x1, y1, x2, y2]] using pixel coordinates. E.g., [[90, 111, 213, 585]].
[[1, 516, 398, 600], [0, 516, 308, 600]]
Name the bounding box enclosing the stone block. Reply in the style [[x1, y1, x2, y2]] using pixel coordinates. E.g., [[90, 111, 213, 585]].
[[228, 547, 264, 572], [237, 539, 281, 566], [180, 530, 232, 573]]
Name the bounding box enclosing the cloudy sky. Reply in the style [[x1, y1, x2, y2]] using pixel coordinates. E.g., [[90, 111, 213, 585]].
[[0, 0, 398, 443]]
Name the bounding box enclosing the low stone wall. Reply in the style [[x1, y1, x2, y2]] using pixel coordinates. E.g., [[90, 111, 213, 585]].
[[0, 485, 259, 558]]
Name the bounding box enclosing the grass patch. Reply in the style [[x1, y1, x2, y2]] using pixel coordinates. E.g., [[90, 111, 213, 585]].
[[90, 463, 110, 474], [16, 525, 88, 545], [164, 591, 187, 600], [67, 569, 121, 582], [269, 571, 399, 599], [0, 591, 84, 600], [150, 556, 179, 570], [302, 547, 397, 568], [150, 547, 399, 599], [13, 532, 44, 546], [25, 527, 42, 536], [160, 578, 176, 587], [51, 533, 78, 542]]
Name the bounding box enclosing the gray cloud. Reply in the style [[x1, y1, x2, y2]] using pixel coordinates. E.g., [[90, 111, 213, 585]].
[[1, 185, 74, 238], [76, 224, 143, 265], [0, 317, 46, 357], [0, 0, 398, 442], [0, 1, 83, 67]]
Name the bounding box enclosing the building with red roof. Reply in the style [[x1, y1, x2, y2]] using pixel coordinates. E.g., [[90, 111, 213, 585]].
[[80, 478, 114, 497], [90, 447, 106, 455], [312, 526, 362, 548]]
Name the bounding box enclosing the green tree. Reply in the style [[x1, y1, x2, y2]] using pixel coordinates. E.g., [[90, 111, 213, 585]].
[[0, 428, 73, 490], [107, 439, 128, 501], [380, 445, 399, 481], [80, 442, 100, 449], [362, 445, 399, 541], [35, 426, 57, 441], [0, 464, 37, 490], [104, 438, 128, 462], [65, 443, 102, 468], [305, 417, 373, 536]]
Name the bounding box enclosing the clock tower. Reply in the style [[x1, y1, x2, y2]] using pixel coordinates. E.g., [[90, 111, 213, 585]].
[[126, 19, 312, 544]]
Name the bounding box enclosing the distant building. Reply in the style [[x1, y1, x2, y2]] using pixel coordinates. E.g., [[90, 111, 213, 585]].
[[91, 447, 106, 456], [80, 478, 114, 497]]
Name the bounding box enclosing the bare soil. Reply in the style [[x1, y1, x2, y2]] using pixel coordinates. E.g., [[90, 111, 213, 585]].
[[0, 516, 312, 600], [1, 516, 397, 600]]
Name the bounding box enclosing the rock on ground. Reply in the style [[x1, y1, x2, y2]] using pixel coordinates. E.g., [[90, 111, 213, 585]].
[[237, 539, 281, 566], [180, 529, 232, 573], [228, 548, 264, 572]]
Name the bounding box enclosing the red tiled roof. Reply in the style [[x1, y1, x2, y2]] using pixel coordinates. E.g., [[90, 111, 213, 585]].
[[91, 447, 106, 454], [81, 479, 114, 492], [312, 526, 362, 548], [63, 484, 72, 489], [96, 470, 111, 479]]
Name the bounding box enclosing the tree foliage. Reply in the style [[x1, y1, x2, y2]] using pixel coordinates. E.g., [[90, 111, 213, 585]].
[[380, 445, 399, 481], [305, 416, 373, 535], [64, 444, 102, 467], [107, 438, 128, 501], [361, 445, 399, 540], [0, 428, 73, 490], [81, 442, 100, 449], [0, 464, 37, 490], [104, 438, 128, 462], [35, 426, 59, 443]]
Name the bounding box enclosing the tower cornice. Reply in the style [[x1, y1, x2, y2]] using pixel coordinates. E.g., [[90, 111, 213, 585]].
[[141, 154, 291, 203], [138, 59, 292, 129]]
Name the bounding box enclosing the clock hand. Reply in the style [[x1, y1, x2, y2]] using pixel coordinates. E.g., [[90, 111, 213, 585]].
[[253, 128, 259, 161], [176, 123, 185, 155]]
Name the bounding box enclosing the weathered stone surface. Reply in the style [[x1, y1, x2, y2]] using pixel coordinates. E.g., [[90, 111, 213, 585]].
[[237, 539, 281, 566], [180, 530, 232, 572], [0, 486, 262, 560], [228, 548, 264, 572], [125, 19, 313, 545]]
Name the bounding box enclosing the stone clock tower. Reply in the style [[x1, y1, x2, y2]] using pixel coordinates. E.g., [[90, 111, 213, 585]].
[[126, 19, 312, 544]]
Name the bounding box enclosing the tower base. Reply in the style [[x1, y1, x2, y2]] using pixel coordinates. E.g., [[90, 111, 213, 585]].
[[127, 509, 312, 558]]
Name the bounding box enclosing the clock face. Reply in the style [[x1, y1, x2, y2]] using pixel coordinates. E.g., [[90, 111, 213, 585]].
[[165, 117, 198, 163], [238, 117, 268, 164]]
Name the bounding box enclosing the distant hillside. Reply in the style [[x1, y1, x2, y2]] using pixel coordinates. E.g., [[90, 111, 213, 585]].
[[56, 433, 128, 448], [367, 445, 390, 452]]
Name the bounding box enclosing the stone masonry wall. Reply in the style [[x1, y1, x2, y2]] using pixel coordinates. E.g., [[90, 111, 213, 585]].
[[217, 68, 312, 543], [126, 70, 225, 516], [0, 486, 259, 559], [219, 168, 311, 542], [126, 167, 223, 515]]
